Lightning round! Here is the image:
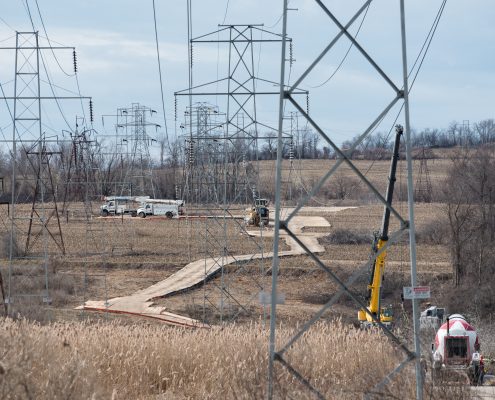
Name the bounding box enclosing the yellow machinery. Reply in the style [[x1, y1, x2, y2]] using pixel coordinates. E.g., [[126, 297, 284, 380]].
[[247, 198, 269, 227], [358, 125, 403, 328]]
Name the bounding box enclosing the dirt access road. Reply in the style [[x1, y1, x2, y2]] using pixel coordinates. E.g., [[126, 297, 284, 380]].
[[79, 211, 341, 327]]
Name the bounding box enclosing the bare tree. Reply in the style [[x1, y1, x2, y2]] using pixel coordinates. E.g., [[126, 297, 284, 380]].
[[474, 119, 495, 145], [443, 148, 495, 286]]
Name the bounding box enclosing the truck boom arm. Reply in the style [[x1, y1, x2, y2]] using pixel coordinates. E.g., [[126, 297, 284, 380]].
[[358, 125, 403, 326]]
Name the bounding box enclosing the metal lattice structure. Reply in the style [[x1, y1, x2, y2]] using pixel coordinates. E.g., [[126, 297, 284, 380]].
[[174, 22, 304, 324], [175, 24, 303, 204], [24, 140, 65, 255], [181, 102, 227, 205], [0, 31, 90, 317], [6, 32, 56, 313], [414, 147, 433, 203], [103, 103, 159, 197], [61, 120, 99, 204], [268, 2, 423, 399]]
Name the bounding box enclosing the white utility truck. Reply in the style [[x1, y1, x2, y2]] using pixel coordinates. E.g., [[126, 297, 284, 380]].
[[136, 199, 183, 218], [100, 196, 150, 217]]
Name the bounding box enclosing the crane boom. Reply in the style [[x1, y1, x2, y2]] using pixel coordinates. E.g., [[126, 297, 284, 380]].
[[358, 125, 403, 327]]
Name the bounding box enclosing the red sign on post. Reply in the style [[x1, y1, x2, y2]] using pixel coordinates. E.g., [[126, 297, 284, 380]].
[[403, 286, 430, 300]]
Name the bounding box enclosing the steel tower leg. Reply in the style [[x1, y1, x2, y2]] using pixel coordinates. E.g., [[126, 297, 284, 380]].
[[400, 0, 423, 398]]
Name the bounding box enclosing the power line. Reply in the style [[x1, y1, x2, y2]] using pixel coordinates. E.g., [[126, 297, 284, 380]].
[[309, 1, 372, 89], [152, 0, 171, 153], [23, 0, 74, 132], [222, 0, 230, 25], [0, 16, 15, 31], [0, 35, 16, 44], [340, 0, 448, 200], [33, 0, 88, 124], [34, 0, 75, 77]]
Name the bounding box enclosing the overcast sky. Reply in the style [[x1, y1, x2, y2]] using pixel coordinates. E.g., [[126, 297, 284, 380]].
[[0, 0, 494, 148]]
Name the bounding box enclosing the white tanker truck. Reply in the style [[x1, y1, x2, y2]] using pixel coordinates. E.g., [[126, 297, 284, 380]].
[[431, 314, 484, 385]]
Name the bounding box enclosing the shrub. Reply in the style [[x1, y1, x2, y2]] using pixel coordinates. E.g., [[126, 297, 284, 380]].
[[322, 229, 371, 245], [415, 220, 450, 245]]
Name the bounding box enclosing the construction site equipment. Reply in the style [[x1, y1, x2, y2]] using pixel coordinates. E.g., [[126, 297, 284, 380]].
[[246, 198, 269, 227], [100, 196, 149, 217], [136, 202, 179, 218], [432, 314, 484, 385], [142, 198, 185, 215], [358, 125, 403, 328], [420, 305, 445, 330]]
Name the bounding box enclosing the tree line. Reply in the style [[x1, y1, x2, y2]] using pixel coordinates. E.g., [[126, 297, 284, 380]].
[[199, 118, 495, 162]]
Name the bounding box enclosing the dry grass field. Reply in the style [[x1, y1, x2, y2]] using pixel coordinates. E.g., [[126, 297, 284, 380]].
[[0, 153, 483, 399], [257, 156, 451, 204], [0, 318, 471, 400]]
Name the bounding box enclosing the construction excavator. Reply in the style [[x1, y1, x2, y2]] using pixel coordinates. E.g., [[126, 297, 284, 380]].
[[358, 125, 403, 328]]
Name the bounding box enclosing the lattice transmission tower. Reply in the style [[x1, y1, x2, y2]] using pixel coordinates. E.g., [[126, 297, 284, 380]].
[[268, 2, 424, 399], [414, 147, 433, 203], [102, 103, 159, 197], [181, 102, 226, 205], [173, 22, 307, 325], [61, 118, 99, 205], [175, 24, 304, 204], [0, 31, 90, 316], [24, 139, 65, 255]]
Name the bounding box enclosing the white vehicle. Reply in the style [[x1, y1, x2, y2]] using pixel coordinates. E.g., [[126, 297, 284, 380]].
[[431, 314, 484, 385], [142, 198, 185, 215], [420, 305, 445, 330], [137, 202, 179, 218], [100, 196, 150, 217]]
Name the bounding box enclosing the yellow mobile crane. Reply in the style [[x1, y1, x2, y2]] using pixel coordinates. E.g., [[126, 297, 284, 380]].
[[358, 125, 403, 328]]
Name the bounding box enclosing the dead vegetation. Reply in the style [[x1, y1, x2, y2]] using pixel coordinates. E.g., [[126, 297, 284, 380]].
[[0, 150, 489, 398], [321, 228, 371, 245], [0, 318, 473, 400]]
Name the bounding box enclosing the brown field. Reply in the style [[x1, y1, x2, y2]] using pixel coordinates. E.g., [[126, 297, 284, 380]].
[[257, 156, 451, 203], [0, 156, 455, 327], [0, 154, 483, 399], [0, 200, 452, 325]]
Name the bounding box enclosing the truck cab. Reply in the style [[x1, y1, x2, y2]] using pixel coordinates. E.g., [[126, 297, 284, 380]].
[[255, 198, 269, 225], [420, 306, 445, 330], [100, 196, 149, 217], [100, 198, 129, 216]]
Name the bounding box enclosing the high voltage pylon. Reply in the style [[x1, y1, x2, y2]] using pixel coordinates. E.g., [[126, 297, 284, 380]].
[[24, 139, 65, 255], [175, 24, 303, 204], [414, 147, 433, 203], [61, 118, 99, 205], [0, 31, 91, 317], [180, 102, 226, 205], [269, 2, 423, 399], [102, 103, 159, 197], [174, 22, 306, 324]]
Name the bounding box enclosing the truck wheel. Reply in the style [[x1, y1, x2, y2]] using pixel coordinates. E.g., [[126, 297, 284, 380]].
[[101, 209, 109, 217], [139, 212, 146, 218], [131, 211, 137, 217], [166, 212, 173, 219]]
